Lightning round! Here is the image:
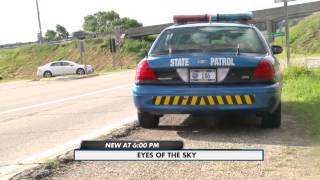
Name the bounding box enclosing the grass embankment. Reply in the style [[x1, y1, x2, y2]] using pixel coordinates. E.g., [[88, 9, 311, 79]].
[[282, 67, 320, 142], [274, 12, 320, 61], [0, 38, 150, 80]]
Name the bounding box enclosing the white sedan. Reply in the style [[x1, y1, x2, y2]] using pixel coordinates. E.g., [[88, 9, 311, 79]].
[[37, 60, 94, 78]]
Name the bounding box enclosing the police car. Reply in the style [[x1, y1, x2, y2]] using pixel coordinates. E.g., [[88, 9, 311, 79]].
[[133, 13, 283, 129]]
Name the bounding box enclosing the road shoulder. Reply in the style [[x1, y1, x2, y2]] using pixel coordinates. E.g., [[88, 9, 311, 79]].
[[11, 113, 320, 180]]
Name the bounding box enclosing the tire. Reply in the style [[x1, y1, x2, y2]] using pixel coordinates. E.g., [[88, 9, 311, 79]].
[[138, 112, 159, 128], [43, 71, 52, 78], [261, 102, 281, 128], [76, 68, 85, 75]]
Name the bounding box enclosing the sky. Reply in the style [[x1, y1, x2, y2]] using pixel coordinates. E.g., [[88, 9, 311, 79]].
[[0, 0, 318, 45]]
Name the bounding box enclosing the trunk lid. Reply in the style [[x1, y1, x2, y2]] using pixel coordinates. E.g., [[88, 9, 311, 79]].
[[147, 52, 265, 85]]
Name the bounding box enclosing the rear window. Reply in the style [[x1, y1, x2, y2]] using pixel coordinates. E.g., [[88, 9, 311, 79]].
[[50, 62, 62, 66], [150, 26, 267, 55]]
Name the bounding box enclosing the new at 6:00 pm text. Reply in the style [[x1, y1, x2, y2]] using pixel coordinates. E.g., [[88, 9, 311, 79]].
[[105, 142, 160, 149]]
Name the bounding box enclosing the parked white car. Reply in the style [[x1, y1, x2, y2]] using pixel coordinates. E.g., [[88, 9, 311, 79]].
[[37, 60, 94, 78]]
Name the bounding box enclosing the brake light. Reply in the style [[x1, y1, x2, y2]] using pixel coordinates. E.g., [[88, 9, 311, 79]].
[[173, 15, 209, 23], [135, 59, 157, 82], [252, 59, 275, 81]]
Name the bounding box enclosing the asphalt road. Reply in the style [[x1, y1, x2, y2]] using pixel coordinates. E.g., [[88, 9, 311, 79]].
[[0, 70, 136, 177]]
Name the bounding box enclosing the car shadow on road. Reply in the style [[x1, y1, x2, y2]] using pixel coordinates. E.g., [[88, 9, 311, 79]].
[[156, 113, 312, 147]]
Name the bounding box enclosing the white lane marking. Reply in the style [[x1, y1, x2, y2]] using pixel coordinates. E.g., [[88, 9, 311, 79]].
[[0, 115, 137, 178], [0, 83, 132, 116]]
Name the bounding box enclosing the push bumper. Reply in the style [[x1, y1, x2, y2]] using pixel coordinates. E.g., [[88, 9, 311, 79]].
[[133, 83, 281, 115]]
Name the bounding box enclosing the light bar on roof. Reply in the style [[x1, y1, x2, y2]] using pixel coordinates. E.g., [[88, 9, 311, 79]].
[[173, 14, 209, 23], [210, 13, 252, 22]]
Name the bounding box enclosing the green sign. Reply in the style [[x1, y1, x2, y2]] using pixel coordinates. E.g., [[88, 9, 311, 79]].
[[270, 32, 285, 37]]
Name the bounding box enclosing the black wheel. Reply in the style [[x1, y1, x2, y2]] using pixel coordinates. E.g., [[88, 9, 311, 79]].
[[76, 68, 85, 75], [261, 102, 281, 128], [43, 71, 52, 78], [138, 112, 159, 128]]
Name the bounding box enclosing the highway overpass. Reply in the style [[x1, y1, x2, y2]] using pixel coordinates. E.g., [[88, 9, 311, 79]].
[[123, 1, 320, 41]]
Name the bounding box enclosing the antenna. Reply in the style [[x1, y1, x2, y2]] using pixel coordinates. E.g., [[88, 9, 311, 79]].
[[236, 43, 240, 56]]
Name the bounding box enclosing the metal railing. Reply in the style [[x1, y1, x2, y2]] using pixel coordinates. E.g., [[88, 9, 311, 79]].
[[280, 57, 320, 69]]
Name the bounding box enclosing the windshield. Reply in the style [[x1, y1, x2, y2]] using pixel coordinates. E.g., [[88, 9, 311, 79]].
[[150, 26, 267, 55]]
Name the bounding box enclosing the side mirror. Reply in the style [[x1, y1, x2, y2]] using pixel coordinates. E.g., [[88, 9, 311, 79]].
[[144, 50, 148, 57], [271, 45, 283, 55]]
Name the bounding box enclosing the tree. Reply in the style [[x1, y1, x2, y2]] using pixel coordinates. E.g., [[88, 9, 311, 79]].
[[44, 30, 57, 41], [83, 15, 98, 32], [112, 17, 142, 29], [56, 24, 69, 39], [83, 11, 120, 32], [101, 10, 120, 21], [82, 11, 142, 33], [95, 11, 120, 32]]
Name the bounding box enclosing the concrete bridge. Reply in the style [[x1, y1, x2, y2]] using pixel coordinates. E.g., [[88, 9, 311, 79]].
[[123, 1, 320, 41]]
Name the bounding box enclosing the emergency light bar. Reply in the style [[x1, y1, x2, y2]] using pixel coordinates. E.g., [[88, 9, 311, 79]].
[[211, 13, 253, 22], [173, 15, 210, 23], [173, 13, 252, 24]]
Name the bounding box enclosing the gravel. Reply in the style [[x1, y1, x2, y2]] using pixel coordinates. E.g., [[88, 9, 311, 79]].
[[13, 113, 320, 180]]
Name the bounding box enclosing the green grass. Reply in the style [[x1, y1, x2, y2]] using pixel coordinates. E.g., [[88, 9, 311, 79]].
[[274, 12, 320, 55], [0, 38, 140, 80], [120, 39, 150, 58], [44, 159, 60, 169], [273, 12, 320, 62], [282, 67, 320, 142]]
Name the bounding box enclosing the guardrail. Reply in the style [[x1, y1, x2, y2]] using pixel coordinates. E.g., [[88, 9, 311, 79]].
[[0, 39, 76, 49], [303, 58, 320, 68], [280, 58, 320, 69], [0, 41, 38, 49], [0, 30, 111, 49]]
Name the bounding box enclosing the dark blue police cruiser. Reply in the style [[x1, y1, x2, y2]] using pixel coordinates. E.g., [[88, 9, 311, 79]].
[[133, 13, 283, 128]]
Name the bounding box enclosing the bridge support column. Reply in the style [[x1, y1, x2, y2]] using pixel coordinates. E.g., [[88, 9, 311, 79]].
[[266, 20, 275, 43]]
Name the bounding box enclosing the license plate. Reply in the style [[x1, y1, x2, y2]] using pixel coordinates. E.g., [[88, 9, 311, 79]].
[[190, 69, 216, 82]]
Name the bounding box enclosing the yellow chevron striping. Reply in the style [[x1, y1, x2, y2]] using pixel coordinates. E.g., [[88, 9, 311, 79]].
[[154, 96, 162, 105], [207, 96, 215, 105], [217, 96, 224, 105], [199, 97, 206, 105], [244, 95, 252, 105], [181, 96, 189, 105], [173, 96, 180, 105], [235, 95, 243, 105], [190, 96, 198, 105], [164, 96, 171, 105], [226, 95, 233, 105], [153, 95, 254, 105]]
